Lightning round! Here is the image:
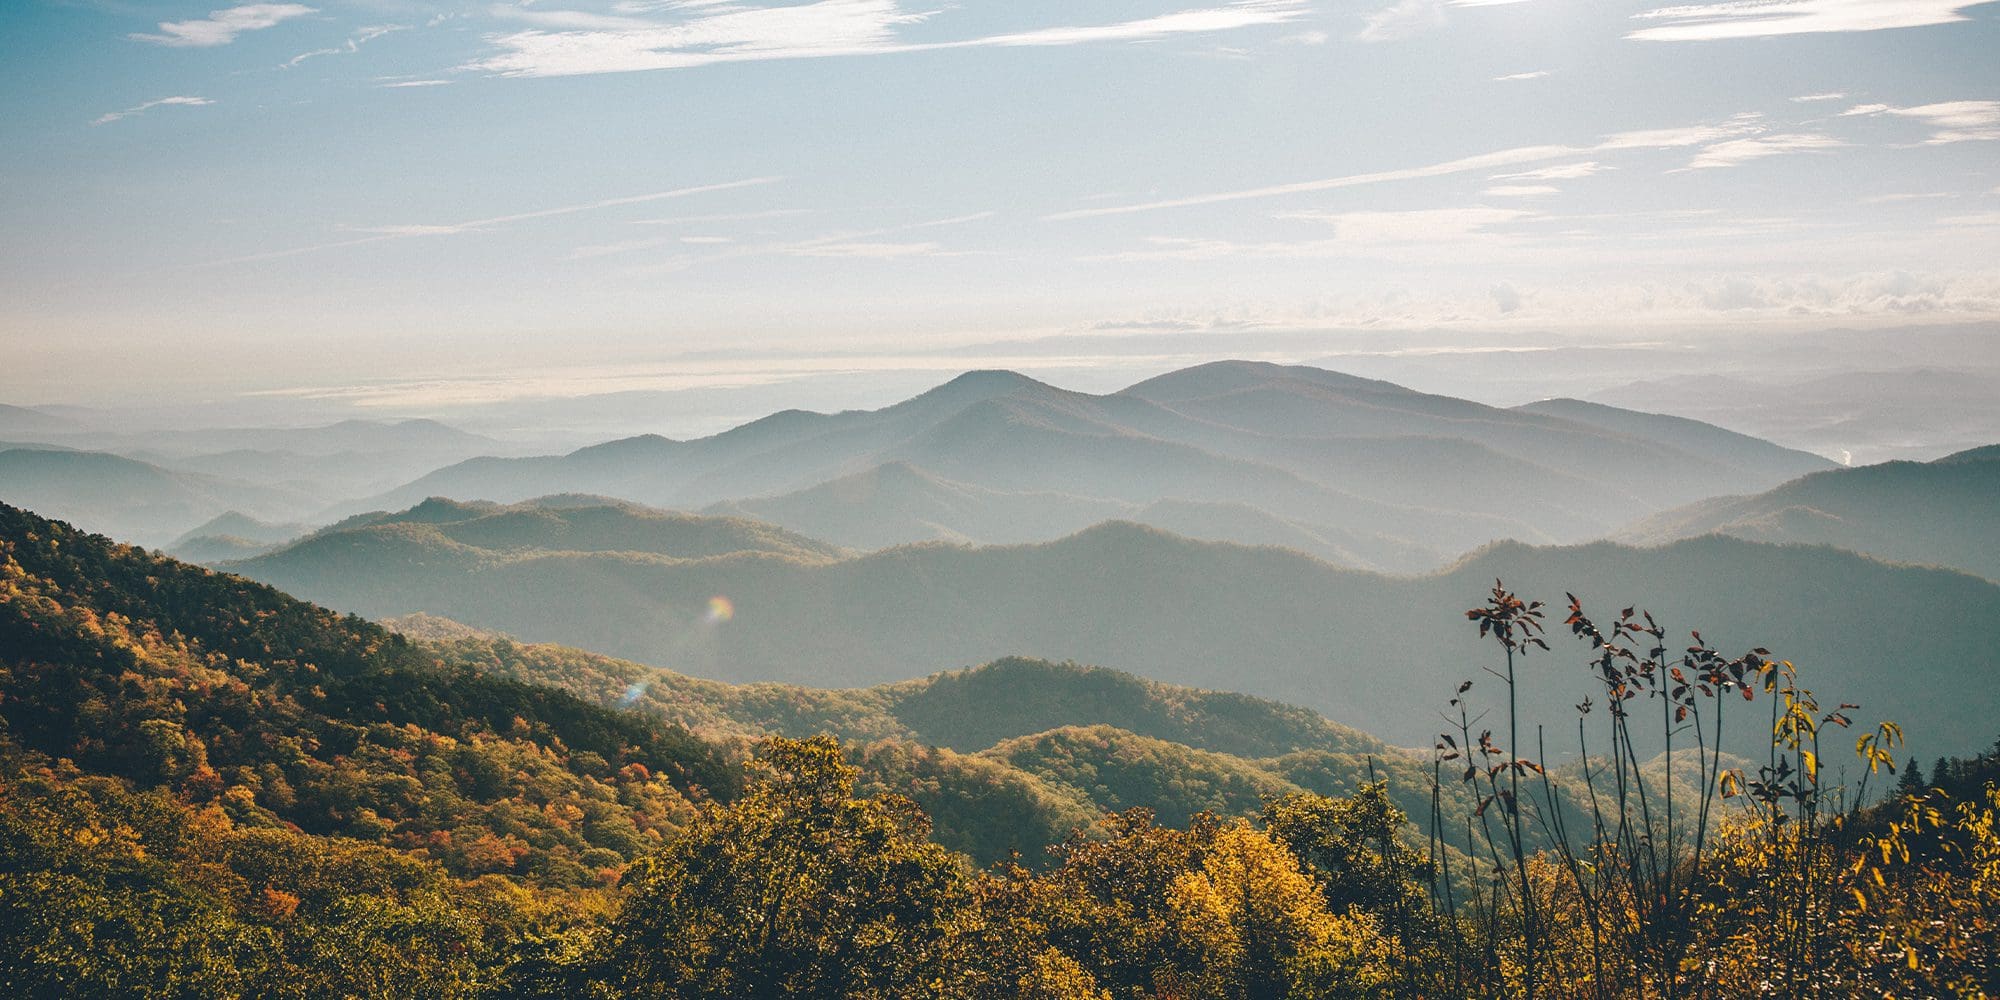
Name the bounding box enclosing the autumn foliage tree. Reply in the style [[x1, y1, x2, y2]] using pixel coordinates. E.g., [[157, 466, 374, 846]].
[[600, 735, 982, 998]]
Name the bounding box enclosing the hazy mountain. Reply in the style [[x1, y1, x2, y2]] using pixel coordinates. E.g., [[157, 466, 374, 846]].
[[1938, 443, 2000, 464], [705, 461, 1132, 549], [1590, 367, 2000, 465], [230, 509, 2000, 761], [0, 403, 74, 436], [706, 461, 1439, 568], [7, 417, 521, 505], [175, 509, 315, 546], [343, 362, 1827, 571], [0, 447, 319, 545], [1623, 448, 2000, 581], [165, 511, 315, 564], [1512, 397, 1832, 482]]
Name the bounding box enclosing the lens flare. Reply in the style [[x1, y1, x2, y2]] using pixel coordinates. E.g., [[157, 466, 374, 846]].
[[705, 595, 735, 624], [618, 680, 650, 707]]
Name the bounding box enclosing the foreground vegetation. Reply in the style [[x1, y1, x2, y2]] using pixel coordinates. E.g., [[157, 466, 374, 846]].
[[2, 502, 1995, 996]]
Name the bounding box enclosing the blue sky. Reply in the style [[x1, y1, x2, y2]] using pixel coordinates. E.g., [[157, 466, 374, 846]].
[[3, 0, 1998, 410]]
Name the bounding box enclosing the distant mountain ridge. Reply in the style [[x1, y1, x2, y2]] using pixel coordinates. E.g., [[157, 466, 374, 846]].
[[0, 418, 522, 540], [336, 361, 1834, 573], [0, 447, 318, 546]]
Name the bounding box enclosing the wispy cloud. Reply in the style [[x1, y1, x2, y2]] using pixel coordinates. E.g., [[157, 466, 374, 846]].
[[610, 209, 995, 273], [784, 241, 946, 258], [1278, 206, 1536, 243], [208, 176, 782, 266], [1682, 133, 1844, 169], [131, 3, 317, 47], [380, 79, 454, 88], [1628, 0, 1984, 42], [1484, 184, 1560, 197], [1861, 191, 1956, 203], [1494, 70, 1549, 81], [92, 96, 213, 126], [1357, 0, 1445, 42], [1079, 207, 1540, 264], [284, 24, 402, 68], [1792, 91, 1847, 102], [629, 208, 815, 225], [468, 0, 1310, 77], [1491, 161, 1608, 180], [1047, 120, 1756, 220], [1844, 100, 2000, 143]]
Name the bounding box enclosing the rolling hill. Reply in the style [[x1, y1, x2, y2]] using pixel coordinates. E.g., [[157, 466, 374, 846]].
[[1623, 447, 2000, 582]]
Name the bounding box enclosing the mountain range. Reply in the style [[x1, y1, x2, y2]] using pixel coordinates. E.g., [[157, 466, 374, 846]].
[[328, 362, 1832, 573], [229, 494, 2000, 762]]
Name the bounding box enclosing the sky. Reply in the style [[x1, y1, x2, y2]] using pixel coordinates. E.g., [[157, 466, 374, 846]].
[[2, 0, 1998, 415]]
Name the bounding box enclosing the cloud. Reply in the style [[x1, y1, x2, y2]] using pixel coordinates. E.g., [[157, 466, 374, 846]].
[[1046, 120, 1755, 219], [1844, 100, 2000, 143], [1792, 91, 1847, 102], [1860, 191, 1956, 203], [1279, 206, 1536, 243], [1491, 282, 1522, 313], [784, 241, 946, 258], [131, 4, 316, 47], [284, 24, 402, 68], [1357, 0, 1446, 42], [1490, 161, 1607, 180], [1682, 133, 1844, 169], [1494, 70, 1549, 81], [1627, 0, 1985, 41], [469, 0, 1310, 78], [629, 208, 816, 225], [380, 79, 453, 88], [91, 96, 213, 126], [1484, 184, 1560, 197], [209, 176, 782, 265]]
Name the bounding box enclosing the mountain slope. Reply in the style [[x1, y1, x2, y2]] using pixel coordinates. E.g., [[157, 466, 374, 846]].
[[1513, 397, 1833, 481], [0, 501, 738, 886], [1622, 449, 2000, 581]]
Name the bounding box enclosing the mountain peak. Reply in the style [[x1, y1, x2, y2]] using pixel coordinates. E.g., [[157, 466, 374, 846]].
[[1119, 360, 1402, 403]]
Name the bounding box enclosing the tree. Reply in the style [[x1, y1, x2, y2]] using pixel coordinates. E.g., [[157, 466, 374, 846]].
[[600, 736, 982, 998], [1897, 758, 1926, 799]]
